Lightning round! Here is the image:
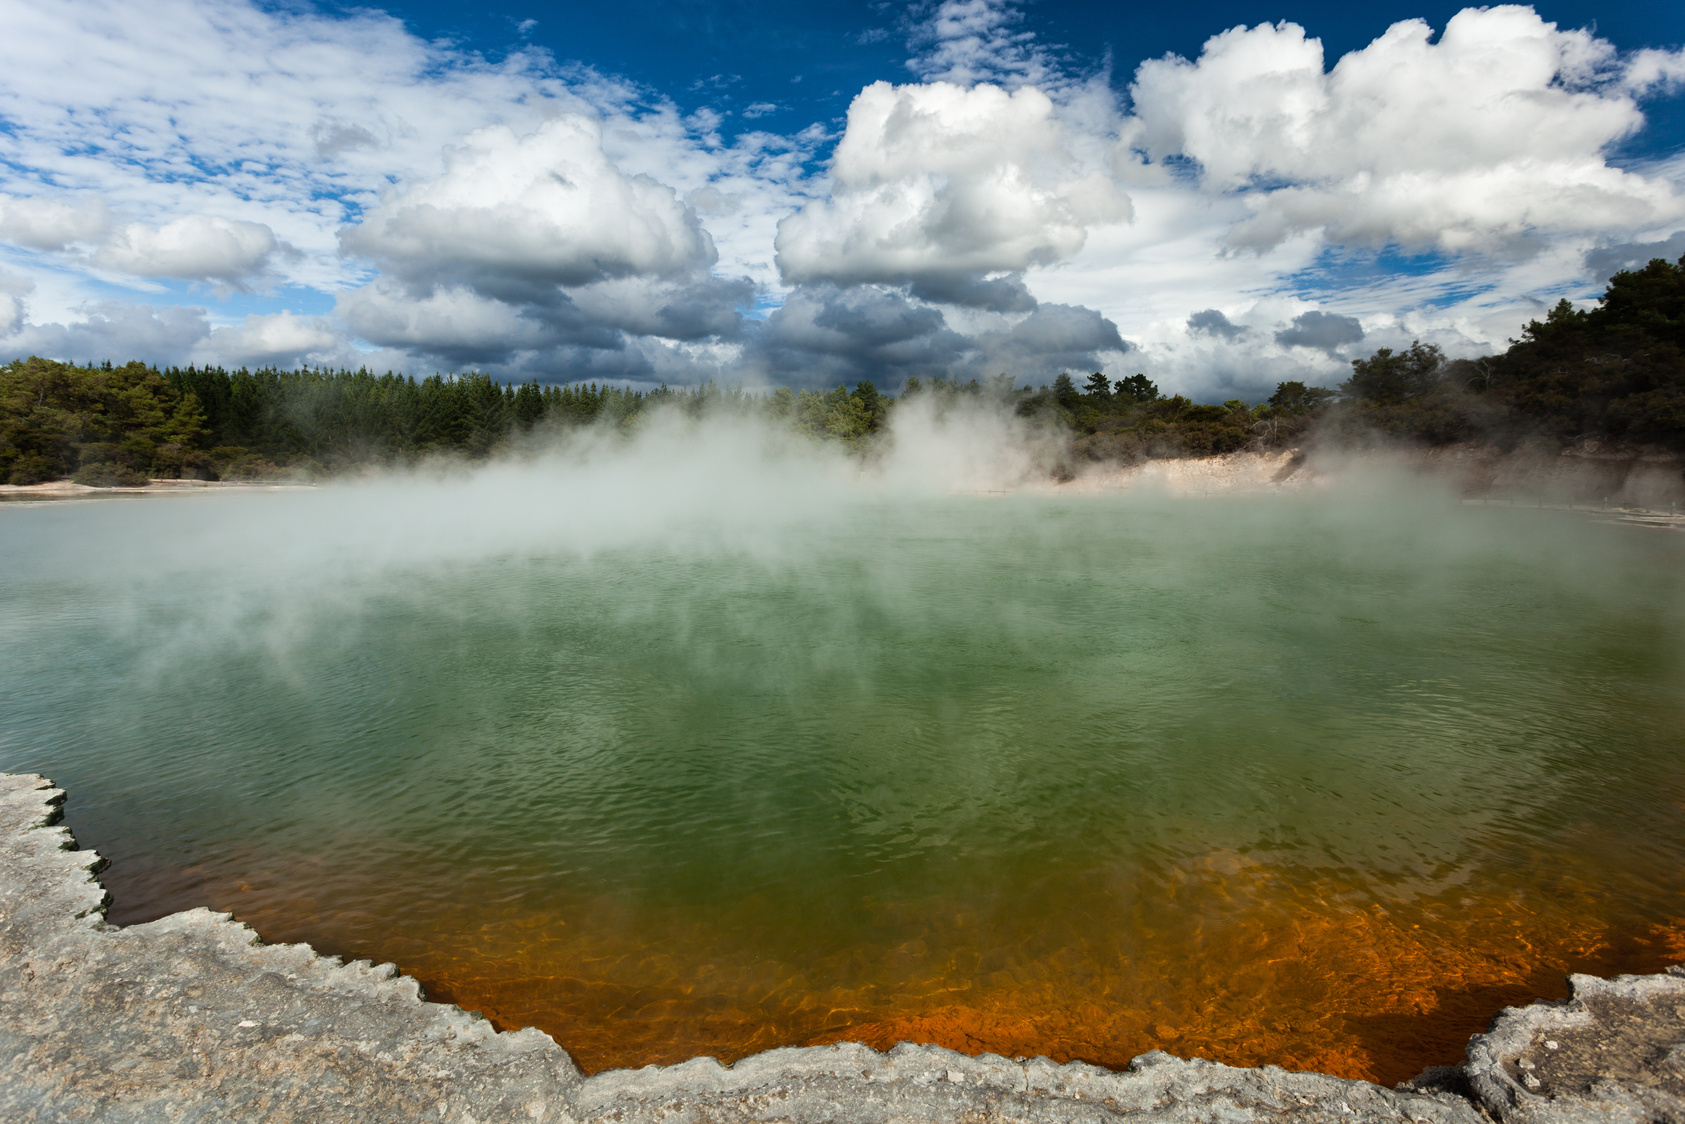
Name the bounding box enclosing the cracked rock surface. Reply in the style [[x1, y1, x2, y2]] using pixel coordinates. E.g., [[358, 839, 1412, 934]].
[[0, 770, 1664, 1124]]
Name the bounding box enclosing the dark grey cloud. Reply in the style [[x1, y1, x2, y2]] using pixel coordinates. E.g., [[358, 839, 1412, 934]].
[[9, 279, 1130, 394], [1274, 310, 1364, 354], [339, 284, 613, 367], [740, 286, 1130, 390], [1187, 308, 1247, 341], [1584, 231, 1685, 285], [907, 273, 1038, 313], [336, 270, 754, 371], [808, 286, 947, 345], [969, 303, 1129, 378], [743, 284, 972, 388], [571, 274, 754, 343], [498, 337, 718, 385]]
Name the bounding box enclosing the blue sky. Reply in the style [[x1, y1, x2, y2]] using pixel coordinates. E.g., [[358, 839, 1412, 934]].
[[361, 0, 1685, 149], [2, 0, 1683, 400]]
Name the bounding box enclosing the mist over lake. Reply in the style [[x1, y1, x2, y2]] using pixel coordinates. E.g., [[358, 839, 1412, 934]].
[[3, 434, 1683, 1085]]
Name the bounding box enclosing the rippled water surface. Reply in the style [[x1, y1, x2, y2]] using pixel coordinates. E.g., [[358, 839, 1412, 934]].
[[3, 481, 1683, 1084]]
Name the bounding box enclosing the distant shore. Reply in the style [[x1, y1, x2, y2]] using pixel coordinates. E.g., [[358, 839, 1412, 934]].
[[0, 478, 317, 500], [4, 442, 1682, 520], [1051, 442, 1685, 512]]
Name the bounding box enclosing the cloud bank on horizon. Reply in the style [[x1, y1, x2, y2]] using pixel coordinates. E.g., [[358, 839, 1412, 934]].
[[0, 0, 1682, 402]]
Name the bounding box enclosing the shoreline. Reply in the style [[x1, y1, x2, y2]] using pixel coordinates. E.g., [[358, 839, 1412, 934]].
[[4, 771, 1680, 1123], [1055, 444, 1685, 507], [0, 478, 318, 501], [4, 442, 1681, 514]]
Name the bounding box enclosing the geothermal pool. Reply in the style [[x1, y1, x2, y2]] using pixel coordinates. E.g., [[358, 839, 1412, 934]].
[[2, 472, 1683, 1086]]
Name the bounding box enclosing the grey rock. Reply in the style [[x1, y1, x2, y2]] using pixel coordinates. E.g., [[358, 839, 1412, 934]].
[[0, 774, 578, 1123], [1467, 967, 1685, 1124], [0, 771, 1571, 1123]]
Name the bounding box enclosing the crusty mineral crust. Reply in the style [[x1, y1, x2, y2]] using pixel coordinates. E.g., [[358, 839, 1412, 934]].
[[1466, 966, 1685, 1124], [0, 773, 578, 1123], [0, 770, 1666, 1124]]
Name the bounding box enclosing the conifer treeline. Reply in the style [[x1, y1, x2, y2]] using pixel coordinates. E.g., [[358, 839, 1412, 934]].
[[2, 256, 1681, 486], [0, 363, 897, 485], [1029, 255, 1685, 462]]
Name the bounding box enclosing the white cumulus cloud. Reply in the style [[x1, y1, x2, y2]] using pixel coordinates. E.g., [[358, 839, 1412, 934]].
[[1130, 5, 1685, 252], [775, 80, 1129, 305], [0, 196, 111, 250], [196, 311, 351, 369], [97, 215, 281, 284], [340, 117, 716, 294], [332, 116, 757, 370]]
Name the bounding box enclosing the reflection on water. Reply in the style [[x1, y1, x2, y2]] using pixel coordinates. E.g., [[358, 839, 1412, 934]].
[[2, 486, 1682, 1086]]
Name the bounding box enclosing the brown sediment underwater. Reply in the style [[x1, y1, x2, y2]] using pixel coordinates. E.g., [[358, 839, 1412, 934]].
[[97, 844, 1683, 1088]]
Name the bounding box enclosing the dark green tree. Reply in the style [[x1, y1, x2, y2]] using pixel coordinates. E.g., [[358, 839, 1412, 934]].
[[1342, 342, 1445, 403], [1115, 374, 1158, 403], [512, 380, 545, 429], [850, 380, 887, 431], [1052, 373, 1081, 411], [1268, 381, 1337, 413]]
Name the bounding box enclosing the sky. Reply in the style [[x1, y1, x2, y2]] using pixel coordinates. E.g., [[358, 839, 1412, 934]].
[[1, 0, 1684, 401]]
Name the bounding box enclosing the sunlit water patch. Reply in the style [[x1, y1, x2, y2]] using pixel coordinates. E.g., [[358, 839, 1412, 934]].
[[2, 480, 1682, 1085]]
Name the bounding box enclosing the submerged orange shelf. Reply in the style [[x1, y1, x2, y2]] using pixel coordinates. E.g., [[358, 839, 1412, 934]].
[[119, 852, 1685, 1087]]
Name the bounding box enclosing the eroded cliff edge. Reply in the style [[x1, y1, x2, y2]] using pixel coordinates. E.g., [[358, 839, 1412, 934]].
[[3, 771, 1679, 1124]]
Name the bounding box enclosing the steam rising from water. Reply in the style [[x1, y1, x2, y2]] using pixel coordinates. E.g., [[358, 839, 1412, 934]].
[[3, 404, 1684, 1084], [22, 398, 1060, 582]]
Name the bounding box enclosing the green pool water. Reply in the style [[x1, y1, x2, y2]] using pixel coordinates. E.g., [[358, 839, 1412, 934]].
[[2, 471, 1682, 1083]]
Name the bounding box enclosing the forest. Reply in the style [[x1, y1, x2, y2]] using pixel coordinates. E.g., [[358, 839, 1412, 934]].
[[1, 256, 1681, 486]]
